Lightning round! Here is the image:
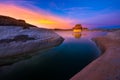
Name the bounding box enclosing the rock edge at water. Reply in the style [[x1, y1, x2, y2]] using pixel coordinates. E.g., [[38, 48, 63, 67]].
[[70, 30, 120, 80], [0, 26, 64, 66]]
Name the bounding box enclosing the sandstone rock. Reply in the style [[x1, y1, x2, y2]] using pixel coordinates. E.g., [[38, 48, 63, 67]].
[[0, 15, 36, 29], [0, 15, 64, 66], [73, 24, 82, 32], [70, 30, 120, 80], [107, 30, 120, 40]]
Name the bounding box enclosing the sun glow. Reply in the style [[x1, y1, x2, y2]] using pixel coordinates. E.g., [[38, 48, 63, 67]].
[[0, 4, 76, 29], [0, 4, 75, 29], [39, 19, 56, 24]]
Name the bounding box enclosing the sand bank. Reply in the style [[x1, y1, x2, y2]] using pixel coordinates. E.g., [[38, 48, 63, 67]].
[[71, 30, 120, 80]]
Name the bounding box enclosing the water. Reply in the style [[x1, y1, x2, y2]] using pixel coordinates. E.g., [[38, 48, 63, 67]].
[[0, 31, 107, 80]]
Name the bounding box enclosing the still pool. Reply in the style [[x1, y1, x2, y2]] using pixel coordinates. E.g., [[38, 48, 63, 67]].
[[0, 31, 107, 80]]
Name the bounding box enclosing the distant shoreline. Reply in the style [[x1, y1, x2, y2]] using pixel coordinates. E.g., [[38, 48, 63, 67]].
[[50, 28, 120, 32]]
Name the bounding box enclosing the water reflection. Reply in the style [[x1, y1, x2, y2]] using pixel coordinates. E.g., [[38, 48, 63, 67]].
[[55, 31, 107, 40], [72, 32, 81, 39], [0, 31, 107, 80]]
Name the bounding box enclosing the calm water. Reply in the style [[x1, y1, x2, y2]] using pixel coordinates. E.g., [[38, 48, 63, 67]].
[[0, 31, 106, 80]]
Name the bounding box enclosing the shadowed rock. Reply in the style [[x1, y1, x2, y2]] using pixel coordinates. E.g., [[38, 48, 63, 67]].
[[13, 35, 35, 42], [0, 15, 36, 29], [0, 35, 35, 43], [0, 15, 64, 66]]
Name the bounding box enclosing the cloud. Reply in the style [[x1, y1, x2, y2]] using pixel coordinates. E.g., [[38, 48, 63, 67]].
[[81, 11, 120, 24], [77, 11, 120, 28], [0, 1, 119, 29], [0, 3, 76, 29], [63, 7, 97, 19], [63, 6, 120, 28], [63, 7, 91, 11]]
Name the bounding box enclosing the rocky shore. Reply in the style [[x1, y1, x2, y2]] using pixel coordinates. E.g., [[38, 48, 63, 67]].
[[71, 30, 120, 80], [0, 15, 64, 66]]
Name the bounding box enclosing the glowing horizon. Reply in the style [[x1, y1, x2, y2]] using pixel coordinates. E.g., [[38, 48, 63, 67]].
[[0, 0, 120, 29], [0, 4, 76, 29]]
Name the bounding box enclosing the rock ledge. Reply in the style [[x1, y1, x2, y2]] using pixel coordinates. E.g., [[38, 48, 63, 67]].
[[71, 30, 120, 80]]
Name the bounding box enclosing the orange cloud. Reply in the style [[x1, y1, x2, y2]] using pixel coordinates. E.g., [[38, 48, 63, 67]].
[[0, 4, 75, 29]]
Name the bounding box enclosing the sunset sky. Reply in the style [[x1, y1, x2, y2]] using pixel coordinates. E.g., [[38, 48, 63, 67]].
[[0, 0, 120, 29]]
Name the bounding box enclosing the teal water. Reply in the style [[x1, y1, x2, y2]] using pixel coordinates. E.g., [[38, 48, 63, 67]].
[[0, 31, 107, 80]]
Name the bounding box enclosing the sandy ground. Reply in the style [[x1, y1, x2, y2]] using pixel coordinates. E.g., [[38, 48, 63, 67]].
[[70, 30, 120, 80]]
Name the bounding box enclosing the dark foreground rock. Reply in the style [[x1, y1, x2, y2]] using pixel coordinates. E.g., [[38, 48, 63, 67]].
[[0, 15, 64, 66], [0, 15, 36, 29], [70, 30, 120, 80]]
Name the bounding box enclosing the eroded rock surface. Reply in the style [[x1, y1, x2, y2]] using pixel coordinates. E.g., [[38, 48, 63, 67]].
[[0, 15, 64, 66], [71, 30, 120, 80]]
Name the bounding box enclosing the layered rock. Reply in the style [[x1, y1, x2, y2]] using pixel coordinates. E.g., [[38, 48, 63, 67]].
[[71, 30, 120, 80], [0, 15, 64, 66], [0, 15, 36, 29]]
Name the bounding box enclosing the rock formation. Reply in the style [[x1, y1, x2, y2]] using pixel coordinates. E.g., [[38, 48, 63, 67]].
[[70, 30, 120, 80], [0, 15, 36, 29], [73, 24, 82, 32], [0, 15, 64, 66]]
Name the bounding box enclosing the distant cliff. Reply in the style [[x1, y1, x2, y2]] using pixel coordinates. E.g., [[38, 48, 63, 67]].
[[0, 15, 36, 29]]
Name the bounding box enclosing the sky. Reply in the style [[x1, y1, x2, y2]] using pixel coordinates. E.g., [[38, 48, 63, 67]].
[[0, 0, 120, 29]]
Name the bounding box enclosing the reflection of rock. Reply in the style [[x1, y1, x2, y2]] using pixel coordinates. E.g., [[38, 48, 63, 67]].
[[73, 24, 82, 33], [73, 33, 81, 39], [70, 30, 120, 80]]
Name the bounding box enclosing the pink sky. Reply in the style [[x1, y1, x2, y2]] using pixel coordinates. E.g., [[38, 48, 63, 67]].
[[0, 1, 120, 29], [0, 4, 76, 29]]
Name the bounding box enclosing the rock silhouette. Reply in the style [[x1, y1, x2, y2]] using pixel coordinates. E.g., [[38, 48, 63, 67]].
[[0, 15, 36, 29], [73, 24, 82, 32]]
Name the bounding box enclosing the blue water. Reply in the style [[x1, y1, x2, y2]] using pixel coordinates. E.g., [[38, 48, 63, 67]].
[[0, 31, 107, 80]]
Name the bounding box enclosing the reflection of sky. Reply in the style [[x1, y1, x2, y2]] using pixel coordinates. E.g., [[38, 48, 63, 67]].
[[0, 0, 120, 29], [0, 30, 102, 80]]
